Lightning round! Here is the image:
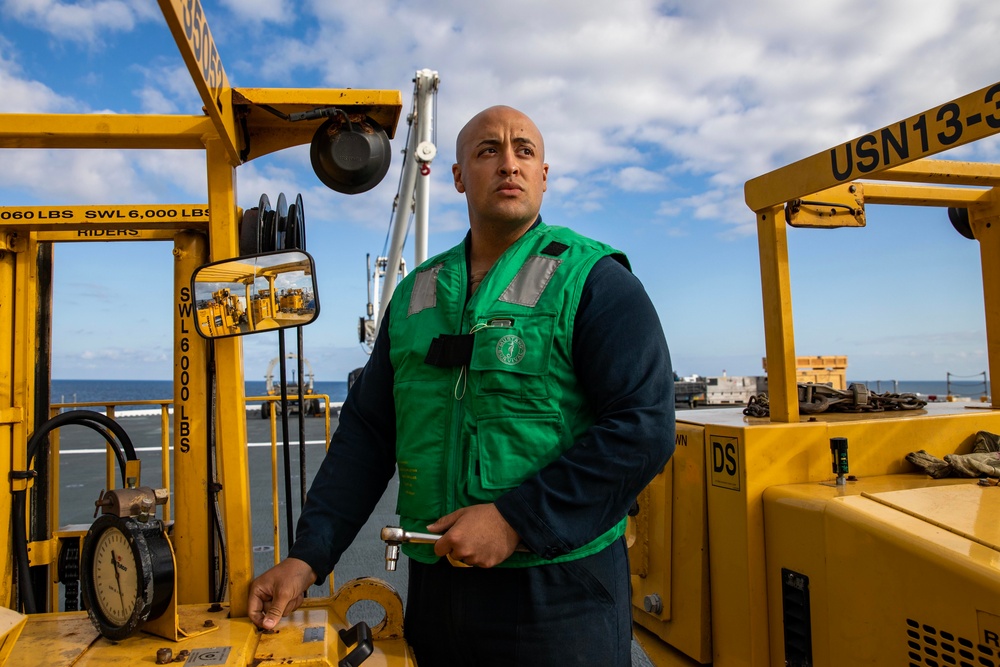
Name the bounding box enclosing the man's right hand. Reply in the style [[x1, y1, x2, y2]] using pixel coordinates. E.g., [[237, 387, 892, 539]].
[[247, 557, 318, 630]]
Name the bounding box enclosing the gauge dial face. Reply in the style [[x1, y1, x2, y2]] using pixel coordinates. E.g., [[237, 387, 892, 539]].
[[90, 526, 139, 625]]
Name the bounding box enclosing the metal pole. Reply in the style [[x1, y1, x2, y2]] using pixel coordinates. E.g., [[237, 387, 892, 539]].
[[376, 110, 420, 330], [296, 330, 307, 509], [278, 338, 294, 552], [413, 68, 439, 267], [376, 68, 439, 330]]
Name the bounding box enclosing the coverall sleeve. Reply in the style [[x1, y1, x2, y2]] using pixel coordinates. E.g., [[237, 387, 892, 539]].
[[286, 310, 397, 583], [493, 256, 675, 558]]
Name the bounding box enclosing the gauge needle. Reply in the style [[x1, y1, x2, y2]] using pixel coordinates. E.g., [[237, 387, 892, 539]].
[[110, 549, 125, 611]]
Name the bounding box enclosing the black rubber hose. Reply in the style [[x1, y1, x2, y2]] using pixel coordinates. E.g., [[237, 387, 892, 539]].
[[26, 410, 138, 479], [211, 495, 228, 602], [12, 490, 34, 614], [15, 410, 140, 613], [278, 334, 295, 551], [204, 348, 227, 604]]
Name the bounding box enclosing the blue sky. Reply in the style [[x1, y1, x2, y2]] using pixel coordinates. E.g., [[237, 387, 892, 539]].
[[2, 0, 999, 383]]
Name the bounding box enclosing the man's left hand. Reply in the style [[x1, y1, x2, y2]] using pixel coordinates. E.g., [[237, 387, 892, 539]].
[[428, 503, 521, 568]]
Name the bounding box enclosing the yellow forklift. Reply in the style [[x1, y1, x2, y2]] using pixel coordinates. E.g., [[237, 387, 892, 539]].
[[630, 81, 1000, 665], [0, 1, 411, 664], [3, 2, 1000, 665], [196, 288, 245, 337]]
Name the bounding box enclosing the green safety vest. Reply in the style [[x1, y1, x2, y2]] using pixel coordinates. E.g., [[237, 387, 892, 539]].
[[388, 221, 629, 566]]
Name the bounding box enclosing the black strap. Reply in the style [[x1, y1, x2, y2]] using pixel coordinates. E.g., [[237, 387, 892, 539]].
[[424, 334, 474, 367], [541, 241, 569, 256]]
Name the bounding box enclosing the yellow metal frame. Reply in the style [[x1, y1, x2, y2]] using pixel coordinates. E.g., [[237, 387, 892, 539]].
[[746, 81, 1000, 422], [628, 79, 1000, 667], [0, 0, 406, 664], [726, 82, 1000, 664]]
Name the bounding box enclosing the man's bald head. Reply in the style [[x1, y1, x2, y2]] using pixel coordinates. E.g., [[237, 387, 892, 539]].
[[451, 105, 549, 234], [455, 106, 545, 166]]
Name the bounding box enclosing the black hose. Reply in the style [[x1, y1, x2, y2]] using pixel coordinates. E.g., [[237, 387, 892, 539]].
[[204, 346, 228, 604], [211, 494, 228, 602], [12, 491, 34, 614], [297, 327, 307, 509], [15, 410, 139, 614], [26, 410, 138, 483], [278, 334, 295, 552]]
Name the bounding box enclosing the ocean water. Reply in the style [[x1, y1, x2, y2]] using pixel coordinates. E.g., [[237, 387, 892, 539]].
[[849, 379, 990, 400], [49, 377, 989, 408], [51, 378, 350, 409]]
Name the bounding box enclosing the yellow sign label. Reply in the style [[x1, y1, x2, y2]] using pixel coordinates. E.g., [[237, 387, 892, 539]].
[[746, 79, 1000, 211], [158, 0, 240, 164], [0, 205, 210, 230], [710, 435, 741, 491], [978, 610, 1000, 651], [0, 204, 209, 223]]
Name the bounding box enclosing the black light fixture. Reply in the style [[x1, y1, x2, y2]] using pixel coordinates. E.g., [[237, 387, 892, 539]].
[[308, 110, 392, 195], [948, 207, 975, 240], [254, 104, 393, 195]]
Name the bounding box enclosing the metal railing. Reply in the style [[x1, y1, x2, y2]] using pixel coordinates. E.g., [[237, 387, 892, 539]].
[[41, 395, 336, 608]]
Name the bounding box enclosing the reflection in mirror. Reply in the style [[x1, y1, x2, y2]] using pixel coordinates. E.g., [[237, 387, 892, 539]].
[[191, 250, 319, 339]]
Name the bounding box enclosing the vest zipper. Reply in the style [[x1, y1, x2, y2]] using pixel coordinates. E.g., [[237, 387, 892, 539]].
[[446, 263, 474, 514]]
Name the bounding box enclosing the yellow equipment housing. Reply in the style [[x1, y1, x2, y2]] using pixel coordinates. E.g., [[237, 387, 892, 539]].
[[0, 1, 412, 664], [250, 294, 274, 324], [630, 80, 1000, 666], [196, 288, 246, 337], [196, 299, 240, 337], [279, 289, 307, 313]]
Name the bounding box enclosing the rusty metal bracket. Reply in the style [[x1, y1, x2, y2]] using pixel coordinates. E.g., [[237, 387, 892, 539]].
[[786, 183, 866, 228], [331, 577, 405, 641]]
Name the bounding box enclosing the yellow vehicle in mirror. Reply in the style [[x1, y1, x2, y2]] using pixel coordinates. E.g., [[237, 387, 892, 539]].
[[191, 251, 319, 339]]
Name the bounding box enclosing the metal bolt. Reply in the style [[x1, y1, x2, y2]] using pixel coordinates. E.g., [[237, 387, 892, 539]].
[[385, 543, 400, 571], [643, 594, 663, 615]]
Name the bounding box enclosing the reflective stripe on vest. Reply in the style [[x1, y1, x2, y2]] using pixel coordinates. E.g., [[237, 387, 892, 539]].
[[408, 255, 563, 314], [499, 255, 563, 307], [408, 263, 443, 316]]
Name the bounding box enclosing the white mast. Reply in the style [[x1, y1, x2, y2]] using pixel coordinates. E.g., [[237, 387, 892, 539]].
[[364, 69, 439, 350]]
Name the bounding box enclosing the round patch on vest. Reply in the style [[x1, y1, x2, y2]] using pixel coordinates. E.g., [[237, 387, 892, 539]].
[[496, 334, 526, 365]]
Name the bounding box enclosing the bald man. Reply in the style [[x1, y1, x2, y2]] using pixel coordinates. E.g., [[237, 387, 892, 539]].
[[249, 106, 674, 666]]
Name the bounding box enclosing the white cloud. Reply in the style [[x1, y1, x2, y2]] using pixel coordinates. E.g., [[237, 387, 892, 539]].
[[5, 0, 1000, 380], [79, 347, 168, 363], [3, 0, 159, 45], [549, 176, 579, 195], [135, 151, 209, 199], [0, 45, 77, 112], [0, 148, 211, 206], [217, 0, 293, 24], [234, 0, 1000, 222], [8, 0, 1000, 213], [134, 64, 203, 114], [614, 166, 668, 193], [0, 149, 152, 202]]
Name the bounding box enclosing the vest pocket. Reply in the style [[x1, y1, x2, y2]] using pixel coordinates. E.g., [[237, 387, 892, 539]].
[[393, 379, 449, 521], [470, 314, 555, 399], [475, 413, 563, 490]]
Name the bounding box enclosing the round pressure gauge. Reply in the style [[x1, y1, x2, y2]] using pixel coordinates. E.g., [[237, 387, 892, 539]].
[[80, 514, 174, 640]]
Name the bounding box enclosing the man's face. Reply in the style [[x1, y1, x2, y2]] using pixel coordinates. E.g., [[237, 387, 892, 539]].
[[452, 107, 548, 231]]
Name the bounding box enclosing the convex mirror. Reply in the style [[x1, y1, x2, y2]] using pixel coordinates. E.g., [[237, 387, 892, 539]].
[[191, 250, 319, 339]]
